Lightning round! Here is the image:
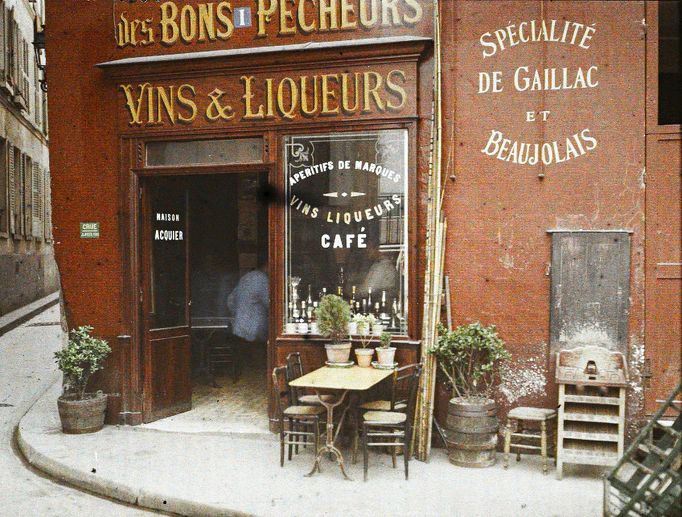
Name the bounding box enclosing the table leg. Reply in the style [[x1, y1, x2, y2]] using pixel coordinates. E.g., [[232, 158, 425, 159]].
[[305, 389, 352, 481]]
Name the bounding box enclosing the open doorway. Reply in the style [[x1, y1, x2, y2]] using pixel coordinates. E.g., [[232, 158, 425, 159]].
[[140, 172, 270, 433]]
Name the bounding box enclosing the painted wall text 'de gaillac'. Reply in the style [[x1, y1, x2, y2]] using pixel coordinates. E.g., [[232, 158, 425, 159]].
[[119, 67, 412, 127], [116, 0, 425, 49]]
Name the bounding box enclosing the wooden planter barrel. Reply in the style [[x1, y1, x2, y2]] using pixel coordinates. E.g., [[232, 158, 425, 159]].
[[445, 398, 498, 468]]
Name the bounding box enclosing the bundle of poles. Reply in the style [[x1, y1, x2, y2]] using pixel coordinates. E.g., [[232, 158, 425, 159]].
[[413, 0, 447, 462]]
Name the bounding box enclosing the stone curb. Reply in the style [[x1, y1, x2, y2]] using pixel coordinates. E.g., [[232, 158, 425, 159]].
[[0, 291, 60, 337], [16, 381, 248, 517]]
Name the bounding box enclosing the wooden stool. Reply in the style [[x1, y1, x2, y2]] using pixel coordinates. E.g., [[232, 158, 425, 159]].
[[503, 407, 557, 474]]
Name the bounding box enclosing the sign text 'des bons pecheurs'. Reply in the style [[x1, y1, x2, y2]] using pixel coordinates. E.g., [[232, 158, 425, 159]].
[[119, 67, 411, 126], [116, 0, 425, 48]]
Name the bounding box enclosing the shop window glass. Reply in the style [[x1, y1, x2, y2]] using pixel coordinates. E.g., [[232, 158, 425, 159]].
[[146, 138, 263, 167], [659, 0, 681, 125], [284, 130, 408, 335]]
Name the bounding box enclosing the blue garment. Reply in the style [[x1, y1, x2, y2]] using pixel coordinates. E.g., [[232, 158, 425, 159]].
[[227, 270, 269, 342]]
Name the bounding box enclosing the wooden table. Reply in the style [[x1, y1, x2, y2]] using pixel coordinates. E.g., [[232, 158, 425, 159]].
[[289, 365, 394, 480], [191, 317, 234, 387]]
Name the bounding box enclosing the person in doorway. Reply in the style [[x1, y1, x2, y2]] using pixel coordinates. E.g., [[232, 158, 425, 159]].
[[227, 261, 269, 344]]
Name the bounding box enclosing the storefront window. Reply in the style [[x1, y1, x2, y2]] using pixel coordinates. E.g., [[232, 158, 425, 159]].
[[284, 130, 408, 335], [146, 137, 263, 167]]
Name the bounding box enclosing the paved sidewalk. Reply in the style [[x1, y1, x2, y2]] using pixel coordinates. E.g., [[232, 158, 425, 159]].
[[18, 377, 606, 517]]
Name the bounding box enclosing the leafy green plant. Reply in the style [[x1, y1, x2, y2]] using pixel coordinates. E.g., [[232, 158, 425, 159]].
[[429, 322, 510, 400], [380, 331, 392, 349], [54, 326, 111, 400], [316, 295, 351, 345]]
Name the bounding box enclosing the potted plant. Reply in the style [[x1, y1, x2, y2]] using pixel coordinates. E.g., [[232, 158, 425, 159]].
[[429, 322, 510, 468], [317, 295, 352, 364], [376, 331, 396, 366], [372, 318, 385, 336], [353, 315, 375, 367], [54, 326, 112, 434]]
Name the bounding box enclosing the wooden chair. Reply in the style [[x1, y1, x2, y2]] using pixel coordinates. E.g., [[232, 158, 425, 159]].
[[286, 352, 334, 406], [272, 366, 326, 467], [352, 363, 419, 463], [360, 363, 422, 481], [503, 406, 557, 474]]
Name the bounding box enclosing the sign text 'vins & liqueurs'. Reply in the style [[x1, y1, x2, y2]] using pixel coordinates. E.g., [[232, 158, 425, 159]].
[[119, 69, 408, 126]]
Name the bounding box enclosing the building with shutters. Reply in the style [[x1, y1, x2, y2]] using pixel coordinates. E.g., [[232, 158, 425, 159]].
[[43, 0, 680, 444], [0, 0, 56, 316]]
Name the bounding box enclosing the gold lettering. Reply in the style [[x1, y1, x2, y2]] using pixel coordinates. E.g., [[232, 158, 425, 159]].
[[117, 14, 130, 47], [256, 0, 277, 37], [129, 19, 141, 46], [359, 0, 378, 28], [300, 75, 319, 116], [160, 1, 179, 45], [216, 2, 234, 39], [156, 86, 175, 124], [385, 69, 407, 111], [297, 0, 316, 33], [279, 0, 296, 35], [141, 19, 155, 44], [363, 71, 385, 112], [242, 76, 265, 119], [340, 0, 357, 29], [198, 4, 216, 41], [340, 73, 360, 113], [147, 84, 155, 123], [177, 84, 198, 123], [180, 5, 197, 42], [265, 78, 275, 118], [403, 0, 423, 24], [321, 74, 339, 114], [277, 77, 299, 119], [319, 0, 338, 31], [382, 0, 401, 27], [120, 83, 150, 125]]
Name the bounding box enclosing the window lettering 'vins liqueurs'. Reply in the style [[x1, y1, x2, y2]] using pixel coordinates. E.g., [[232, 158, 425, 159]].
[[116, 0, 424, 48], [119, 69, 407, 126]]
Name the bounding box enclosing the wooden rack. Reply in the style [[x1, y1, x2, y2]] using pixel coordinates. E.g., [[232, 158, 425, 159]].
[[556, 346, 628, 479]]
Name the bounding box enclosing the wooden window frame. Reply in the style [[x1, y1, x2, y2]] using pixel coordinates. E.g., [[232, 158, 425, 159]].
[[0, 138, 7, 238], [646, 1, 682, 135]]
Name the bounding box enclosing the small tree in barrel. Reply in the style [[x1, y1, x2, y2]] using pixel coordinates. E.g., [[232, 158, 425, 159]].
[[55, 326, 111, 400], [429, 322, 510, 401], [316, 295, 351, 344]]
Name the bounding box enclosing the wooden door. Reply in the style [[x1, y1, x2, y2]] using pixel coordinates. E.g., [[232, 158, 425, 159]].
[[141, 177, 192, 422]]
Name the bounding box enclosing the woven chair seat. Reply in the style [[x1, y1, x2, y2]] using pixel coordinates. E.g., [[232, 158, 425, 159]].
[[359, 399, 407, 411], [508, 407, 557, 421], [363, 411, 406, 424], [298, 394, 335, 405], [284, 405, 326, 417]]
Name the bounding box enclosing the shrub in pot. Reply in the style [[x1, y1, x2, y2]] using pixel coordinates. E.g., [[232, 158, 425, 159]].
[[376, 331, 396, 366], [429, 322, 510, 468], [317, 295, 352, 363], [54, 326, 112, 434], [353, 315, 375, 367]]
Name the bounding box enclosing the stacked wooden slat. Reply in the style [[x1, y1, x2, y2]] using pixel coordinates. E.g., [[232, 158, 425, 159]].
[[414, 0, 448, 462]]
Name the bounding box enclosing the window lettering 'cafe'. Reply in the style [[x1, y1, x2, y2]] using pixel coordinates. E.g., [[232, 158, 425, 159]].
[[99, 0, 434, 426]]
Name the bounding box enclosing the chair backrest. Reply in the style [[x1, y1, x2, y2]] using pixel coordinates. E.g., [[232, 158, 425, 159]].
[[285, 352, 304, 404], [272, 366, 292, 420], [392, 363, 420, 411], [404, 364, 423, 437]]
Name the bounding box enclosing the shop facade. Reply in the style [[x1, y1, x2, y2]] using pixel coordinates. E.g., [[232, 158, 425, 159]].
[[45, 1, 679, 435]]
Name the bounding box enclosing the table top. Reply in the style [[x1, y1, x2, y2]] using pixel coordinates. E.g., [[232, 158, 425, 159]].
[[289, 366, 393, 391]]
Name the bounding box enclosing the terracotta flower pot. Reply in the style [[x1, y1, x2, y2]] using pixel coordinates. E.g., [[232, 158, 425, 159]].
[[325, 342, 352, 363], [57, 392, 108, 434], [376, 346, 396, 365], [355, 348, 374, 367]]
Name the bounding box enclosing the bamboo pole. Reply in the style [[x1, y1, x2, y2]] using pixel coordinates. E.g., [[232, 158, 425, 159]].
[[414, 0, 447, 462]]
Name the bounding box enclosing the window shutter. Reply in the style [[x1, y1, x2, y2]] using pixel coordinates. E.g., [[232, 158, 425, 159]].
[[10, 17, 17, 87], [44, 167, 51, 241], [7, 144, 14, 235], [23, 156, 31, 238], [22, 39, 28, 102], [32, 162, 42, 239], [0, 3, 6, 80]]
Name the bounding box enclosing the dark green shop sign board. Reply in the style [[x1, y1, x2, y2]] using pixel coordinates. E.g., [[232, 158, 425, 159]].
[[80, 222, 100, 239]]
